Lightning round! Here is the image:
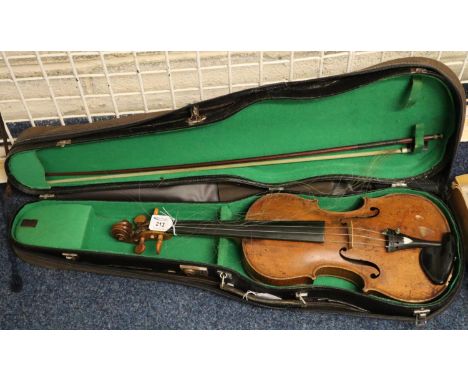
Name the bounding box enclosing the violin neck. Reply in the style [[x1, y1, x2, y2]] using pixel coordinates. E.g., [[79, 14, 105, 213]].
[[173, 220, 326, 243]]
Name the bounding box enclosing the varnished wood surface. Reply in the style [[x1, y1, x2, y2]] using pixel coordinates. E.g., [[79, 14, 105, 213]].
[[242, 193, 451, 303]]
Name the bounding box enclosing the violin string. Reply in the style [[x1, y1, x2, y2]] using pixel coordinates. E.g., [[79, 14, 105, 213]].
[[242, 238, 385, 250], [185, 220, 390, 235], [174, 224, 388, 243], [175, 222, 388, 237], [163, 230, 388, 249], [170, 218, 387, 233]]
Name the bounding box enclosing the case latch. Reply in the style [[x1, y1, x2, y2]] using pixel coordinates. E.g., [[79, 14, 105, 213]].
[[414, 308, 430, 326], [295, 292, 308, 305], [187, 105, 207, 126], [217, 271, 232, 288], [62, 252, 79, 261]]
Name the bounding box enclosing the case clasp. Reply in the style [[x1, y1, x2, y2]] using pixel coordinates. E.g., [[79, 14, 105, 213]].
[[62, 252, 79, 261], [187, 106, 207, 126], [295, 292, 308, 305], [217, 271, 232, 288], [414, 308, 430, 326]]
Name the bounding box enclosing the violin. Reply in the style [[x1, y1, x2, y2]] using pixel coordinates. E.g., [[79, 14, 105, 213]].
[[111, 193, 455, 303]]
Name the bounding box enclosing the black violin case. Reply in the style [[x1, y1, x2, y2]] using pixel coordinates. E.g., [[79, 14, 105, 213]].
[[4, 57, 466, 325]]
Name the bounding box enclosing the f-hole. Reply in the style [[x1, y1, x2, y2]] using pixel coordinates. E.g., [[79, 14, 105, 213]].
[[339, 247, 381, 279], [361, 207, 380, 219], [369, 207, 380, 218]]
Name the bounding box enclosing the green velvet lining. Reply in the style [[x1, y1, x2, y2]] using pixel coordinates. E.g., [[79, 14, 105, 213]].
[[8, 74, 456, 190], [413, 124, 425, 153], [402, 75, 423, 108], [9, 151, 49, 189], [15, 204, 92, 249], [11, 188, 461, 305]]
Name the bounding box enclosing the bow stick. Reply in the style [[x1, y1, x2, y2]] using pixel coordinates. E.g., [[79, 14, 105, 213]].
[[46, 134, 443, 185]]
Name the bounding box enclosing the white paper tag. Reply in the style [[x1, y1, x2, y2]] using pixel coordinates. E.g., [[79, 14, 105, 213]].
[[148, 214, 174, 232]]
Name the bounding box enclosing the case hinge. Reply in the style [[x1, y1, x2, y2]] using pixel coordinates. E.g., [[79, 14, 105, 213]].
[[391, 182, 407, 188], [56, 139, 72, 147], [179, 265, 209, 277], [268, 186, 285, 192], [62, 252, 79, 261], [414, 308, 430, 326], [39, 193, 55, 199]]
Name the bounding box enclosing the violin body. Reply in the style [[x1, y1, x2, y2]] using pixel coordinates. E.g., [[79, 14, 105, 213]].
[[242, 193, 452, 303]]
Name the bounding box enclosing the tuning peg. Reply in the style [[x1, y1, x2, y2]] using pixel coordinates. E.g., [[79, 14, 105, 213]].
[[156, 234, 164, 254], [135, 236, 146, 254], [134, 215, 147, 226]]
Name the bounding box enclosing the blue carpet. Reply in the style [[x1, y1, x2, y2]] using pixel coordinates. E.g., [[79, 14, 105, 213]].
[[1, 143, 467, 329]]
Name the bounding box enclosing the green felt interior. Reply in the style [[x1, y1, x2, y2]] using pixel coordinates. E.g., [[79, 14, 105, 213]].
[[8, 74, 456, 190], [11, 188, 462, 305]]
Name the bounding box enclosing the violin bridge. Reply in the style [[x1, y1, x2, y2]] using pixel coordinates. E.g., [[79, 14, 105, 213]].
[[342, 220, 354, 249]]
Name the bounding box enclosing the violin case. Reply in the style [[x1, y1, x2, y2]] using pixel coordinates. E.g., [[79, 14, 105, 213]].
[[4, 57, 466, 325]]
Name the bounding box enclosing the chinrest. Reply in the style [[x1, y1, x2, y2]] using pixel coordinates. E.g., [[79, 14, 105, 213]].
[[419, 233, 455, 285]]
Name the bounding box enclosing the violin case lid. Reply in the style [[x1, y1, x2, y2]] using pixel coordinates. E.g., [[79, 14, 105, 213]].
[[5, 57, 466, 195], [4, 57, 466, 325]]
